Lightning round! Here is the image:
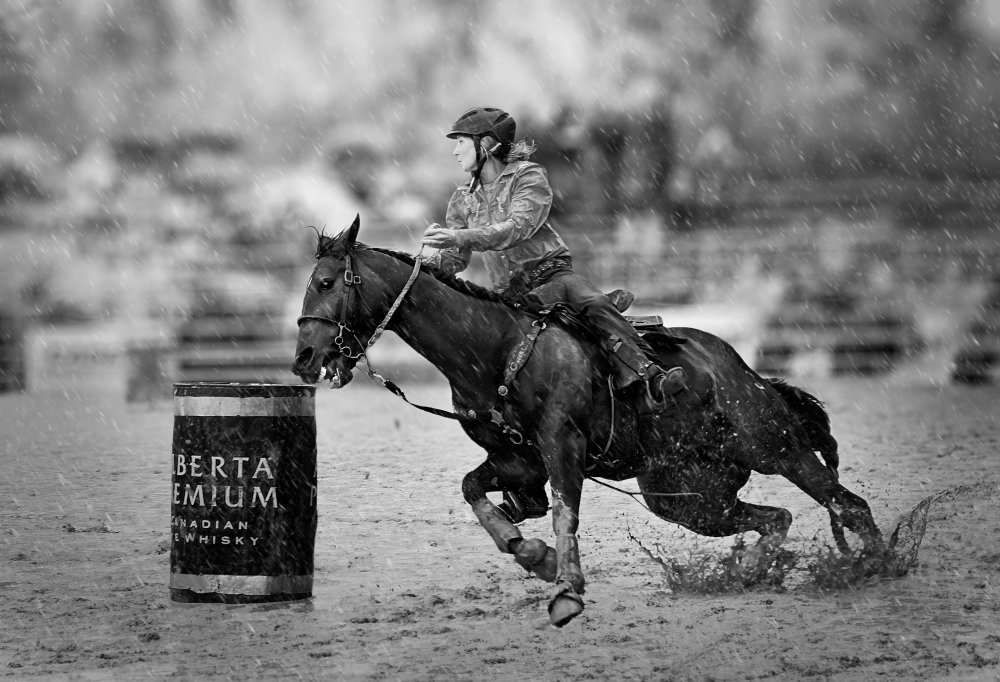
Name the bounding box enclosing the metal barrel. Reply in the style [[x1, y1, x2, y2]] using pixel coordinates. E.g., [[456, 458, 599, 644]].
[[170, 382, 317, 603]]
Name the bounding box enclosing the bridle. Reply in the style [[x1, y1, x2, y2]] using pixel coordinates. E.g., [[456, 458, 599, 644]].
[[294, 245, 532, 445], [297, 249, 423, 362]]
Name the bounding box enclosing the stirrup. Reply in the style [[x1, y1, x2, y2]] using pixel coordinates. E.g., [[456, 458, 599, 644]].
[[645, 367, 687, 410]]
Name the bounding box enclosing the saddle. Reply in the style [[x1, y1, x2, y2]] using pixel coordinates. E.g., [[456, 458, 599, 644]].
[[538, 288, 688, 348], [500, 289, 686, 393]]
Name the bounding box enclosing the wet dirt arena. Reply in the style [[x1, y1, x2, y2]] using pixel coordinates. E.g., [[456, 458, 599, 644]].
[[2, 358, 999, 681]]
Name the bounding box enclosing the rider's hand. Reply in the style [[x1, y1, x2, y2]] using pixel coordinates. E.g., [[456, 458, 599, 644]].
[[422, 223, 458, 249]]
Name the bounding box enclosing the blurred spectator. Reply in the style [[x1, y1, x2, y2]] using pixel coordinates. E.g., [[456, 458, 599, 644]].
[[0, 134, 60, 202], [63, 141, 119, 214], [690, 124, 742, 207]]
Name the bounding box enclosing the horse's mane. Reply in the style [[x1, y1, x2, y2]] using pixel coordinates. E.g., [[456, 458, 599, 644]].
[[310, 226, 514, 307], [361, 245, 515, 308]]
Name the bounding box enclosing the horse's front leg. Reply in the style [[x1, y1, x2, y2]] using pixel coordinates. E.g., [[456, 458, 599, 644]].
[[461, 458, 557, 582], [539, 423, 588, 627]]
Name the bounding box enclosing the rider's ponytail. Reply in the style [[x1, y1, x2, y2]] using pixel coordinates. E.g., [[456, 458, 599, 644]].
[[503, 139, 536, 163]]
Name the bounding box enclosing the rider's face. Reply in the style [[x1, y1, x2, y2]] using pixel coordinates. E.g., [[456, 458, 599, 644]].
[[452, 135, 478, 173]]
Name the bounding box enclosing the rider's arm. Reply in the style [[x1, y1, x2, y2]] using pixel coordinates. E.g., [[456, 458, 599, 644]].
[[454, 164, 553, 252], [424, 188, 473, 276]]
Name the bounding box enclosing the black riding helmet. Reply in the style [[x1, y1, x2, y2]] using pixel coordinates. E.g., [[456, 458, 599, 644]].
[[447, 107, 517, 193], [447, 106, 517, 145]]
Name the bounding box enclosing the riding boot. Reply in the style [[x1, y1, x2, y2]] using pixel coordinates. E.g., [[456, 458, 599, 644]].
[[550, 270, 687, 410], [606, 335, 687, 412]]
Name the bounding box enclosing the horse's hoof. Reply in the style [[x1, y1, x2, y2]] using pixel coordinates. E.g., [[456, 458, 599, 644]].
[[725, 535, 784, 585], [532, 547, 558, 582], [548, 587, 585, 627], [513, 538, 557, 582]]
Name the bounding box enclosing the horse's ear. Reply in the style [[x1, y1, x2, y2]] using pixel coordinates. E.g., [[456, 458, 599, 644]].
[[322, 215, 360, 255], [345, 214, 361, 247]]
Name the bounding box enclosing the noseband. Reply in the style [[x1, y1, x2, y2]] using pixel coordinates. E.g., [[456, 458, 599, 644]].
[[297, 250, 422, 360]]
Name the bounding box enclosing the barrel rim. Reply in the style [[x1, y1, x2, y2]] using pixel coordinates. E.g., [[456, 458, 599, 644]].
[[173, 381, 316, 398]]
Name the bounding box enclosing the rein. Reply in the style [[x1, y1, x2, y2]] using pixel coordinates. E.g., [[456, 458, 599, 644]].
[[297, 249, 532, 444]]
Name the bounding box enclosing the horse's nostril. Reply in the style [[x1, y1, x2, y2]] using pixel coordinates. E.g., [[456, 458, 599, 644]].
[[293, 347, 314, 372]]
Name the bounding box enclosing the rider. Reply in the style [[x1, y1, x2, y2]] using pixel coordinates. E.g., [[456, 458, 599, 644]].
[[421, 106, 687, 413]]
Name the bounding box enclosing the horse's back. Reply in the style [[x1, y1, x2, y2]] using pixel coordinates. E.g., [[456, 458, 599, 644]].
[[651, 326, 759, 382], [649, 326, 817, 470]]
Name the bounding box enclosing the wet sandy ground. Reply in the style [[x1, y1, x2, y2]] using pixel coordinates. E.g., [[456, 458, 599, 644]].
[[2, 359, 999, 680]]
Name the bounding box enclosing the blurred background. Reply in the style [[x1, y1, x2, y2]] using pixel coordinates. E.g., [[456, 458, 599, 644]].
[[2, 0, 999, 397]]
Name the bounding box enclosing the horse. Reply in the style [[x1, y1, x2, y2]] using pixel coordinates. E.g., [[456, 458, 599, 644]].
[[292, 215, 888, 627]]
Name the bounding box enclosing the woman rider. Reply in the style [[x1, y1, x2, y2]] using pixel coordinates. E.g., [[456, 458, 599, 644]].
[[421, 106, 686, 414]]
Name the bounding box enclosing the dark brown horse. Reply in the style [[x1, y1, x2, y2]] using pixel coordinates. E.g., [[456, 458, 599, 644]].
[[292, 216, 887, 626]]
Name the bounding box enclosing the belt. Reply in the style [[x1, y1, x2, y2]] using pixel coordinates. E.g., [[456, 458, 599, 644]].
[[527, 256, 573, 287]]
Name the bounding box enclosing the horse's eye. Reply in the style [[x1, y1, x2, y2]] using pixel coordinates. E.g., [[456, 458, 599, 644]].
[[318, 277, 335, 291]]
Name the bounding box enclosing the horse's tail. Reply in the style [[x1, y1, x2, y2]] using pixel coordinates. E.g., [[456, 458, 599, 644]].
[[766, 378, 839, 475], [766, 378, 851, 553]]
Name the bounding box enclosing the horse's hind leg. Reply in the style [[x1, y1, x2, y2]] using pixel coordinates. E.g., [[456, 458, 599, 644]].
[[777, 450, 885, 561], [461, 454, 557, 582], [638, 469, 793, 583]]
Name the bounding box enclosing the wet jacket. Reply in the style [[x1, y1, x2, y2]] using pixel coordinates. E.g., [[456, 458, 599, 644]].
[[425, 160, 570, 293]]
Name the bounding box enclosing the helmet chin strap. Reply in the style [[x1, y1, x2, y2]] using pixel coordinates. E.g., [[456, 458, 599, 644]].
[[468, 138, 502, 194]]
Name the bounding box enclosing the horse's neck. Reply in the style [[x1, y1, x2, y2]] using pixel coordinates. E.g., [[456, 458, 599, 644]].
[[390, 274, 519, 386]]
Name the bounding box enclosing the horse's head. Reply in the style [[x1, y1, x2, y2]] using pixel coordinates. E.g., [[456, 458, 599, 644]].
[[292, 214, 393, 388]]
